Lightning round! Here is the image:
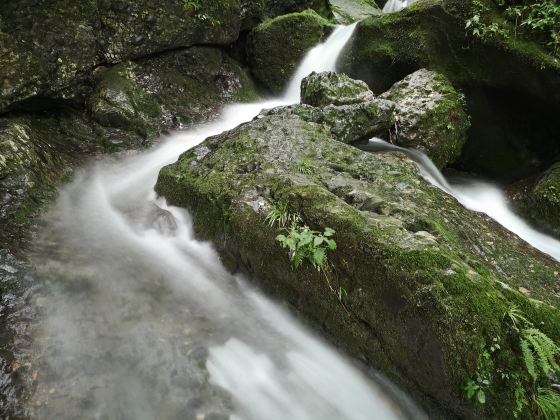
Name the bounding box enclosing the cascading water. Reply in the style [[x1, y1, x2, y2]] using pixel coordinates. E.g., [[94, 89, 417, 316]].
[[382, 0, 414, 13], [359, 139, 560, 262], [24, 26, 422, 420]]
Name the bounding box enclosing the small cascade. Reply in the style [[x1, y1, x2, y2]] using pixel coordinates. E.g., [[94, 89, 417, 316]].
[[359, 139, 560, 262]]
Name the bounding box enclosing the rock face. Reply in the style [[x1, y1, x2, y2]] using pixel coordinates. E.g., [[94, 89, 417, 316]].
[[247, 10, 332, 93], [380, 69, 469, 169], [512, 163, 560, 240], [0, 0, 248, 113], [155, 76, 560, 419], [338, 0, 560, 181]]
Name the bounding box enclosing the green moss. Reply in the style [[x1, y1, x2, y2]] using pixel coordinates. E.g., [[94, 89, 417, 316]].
[[248, 9, 333, 92]]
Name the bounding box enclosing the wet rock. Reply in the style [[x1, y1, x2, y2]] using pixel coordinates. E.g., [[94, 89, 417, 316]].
[[338, 0, 560, 181], [329, 0, 381, 24], [512, 162, 560, 239], [155, 98, 560, 419], [247, 10, 333, 93], [301, 71, 374, 107], [380, 69, 469, 168]]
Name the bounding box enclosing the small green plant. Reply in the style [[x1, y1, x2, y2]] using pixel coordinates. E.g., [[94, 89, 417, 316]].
[[276, 225, 336, 272], [536, 388, 560, 420], [266, 199, 293, 228], [520, 327, 560, 382], [297, 159, 315, 175], [182, 0, 220, 25], [465, 304, 560, 418]]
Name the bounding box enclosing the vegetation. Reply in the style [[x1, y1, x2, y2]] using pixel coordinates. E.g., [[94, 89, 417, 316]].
[[182, 0, 220, 24], [466, 0, 560, 57], [465, 305, 560, 418]]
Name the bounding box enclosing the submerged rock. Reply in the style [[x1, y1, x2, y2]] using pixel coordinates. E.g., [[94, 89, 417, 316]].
[[380, 69, 469, 169], [247, 10, 333, 93], [155, 94, 560, 419]]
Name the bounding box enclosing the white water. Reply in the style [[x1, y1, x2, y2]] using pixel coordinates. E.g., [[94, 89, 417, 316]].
[[27, 26, 417, 420], [382, 0, 414, 13], [360, 139, 560, 262]]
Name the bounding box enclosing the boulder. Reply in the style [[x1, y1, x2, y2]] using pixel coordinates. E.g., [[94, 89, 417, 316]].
[[0, 0, 246, 114], [380, 69, 469, 169], [329, 0, 381, 24], [512, 163, 560, 240], [89, 64, 162, 139], [300, 71, 374, 106], [338, 0, 560, 181], [247, 10, 333, 93], [155, 98, 560, 420]]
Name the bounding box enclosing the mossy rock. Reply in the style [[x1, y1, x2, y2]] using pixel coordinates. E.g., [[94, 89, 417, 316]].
[[247, 10, 333, 93], [338, 0, 560, 181], [155, 101, 560, 419], [380, 69, 469, 168], [264, 0, 333, 19], [329, 0, 381, 23], [0, 0, 246, 114], [301, 71, 374, 106], [512, 163, 560, 240], [89, 64, 162, 139]]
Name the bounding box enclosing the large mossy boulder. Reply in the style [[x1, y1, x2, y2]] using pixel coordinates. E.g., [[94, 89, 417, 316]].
[[0, 0, 246, 114], [512, 163, 560, 240], [380, 69, 469, 169], [155, 96, 560, 419], [339, 0, 560, 181], [247, 10, 332, 93]]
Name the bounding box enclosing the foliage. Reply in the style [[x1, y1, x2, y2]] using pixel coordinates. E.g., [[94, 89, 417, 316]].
[[265, 199, 301, 228], [520, 328, 560, 382], [276, 224, 336, 272], [182, 0, 220, 25], [297, 159, 315, 175], [536, 388, 560, 420], [464, 305, 560, 418], [465, 0, 560, 57]]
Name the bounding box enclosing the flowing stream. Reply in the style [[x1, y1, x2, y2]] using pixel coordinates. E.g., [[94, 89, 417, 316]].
[[359, 139, 560, 262], [24, 25, 422, 420]]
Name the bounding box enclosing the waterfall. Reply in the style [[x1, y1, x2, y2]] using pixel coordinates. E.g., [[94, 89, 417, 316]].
[[25, 26, 421, 420], [359, 139, 560, 262]]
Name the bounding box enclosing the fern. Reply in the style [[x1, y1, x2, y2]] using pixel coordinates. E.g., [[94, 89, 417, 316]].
[[505, 305, 531, 332], [521, 328, 560, 381], [521, 338, 538, 382], [536, 388, 560, 420]]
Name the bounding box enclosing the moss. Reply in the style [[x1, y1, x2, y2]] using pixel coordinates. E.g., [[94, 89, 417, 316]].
[[247, 9, 333, 93]]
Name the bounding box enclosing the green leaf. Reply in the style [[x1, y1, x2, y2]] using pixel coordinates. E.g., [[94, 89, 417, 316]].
[[477, 389, 486, 404], [327, 239, 337, 250], [324, 227, 335, 237], [314, 236, 324, 247]]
